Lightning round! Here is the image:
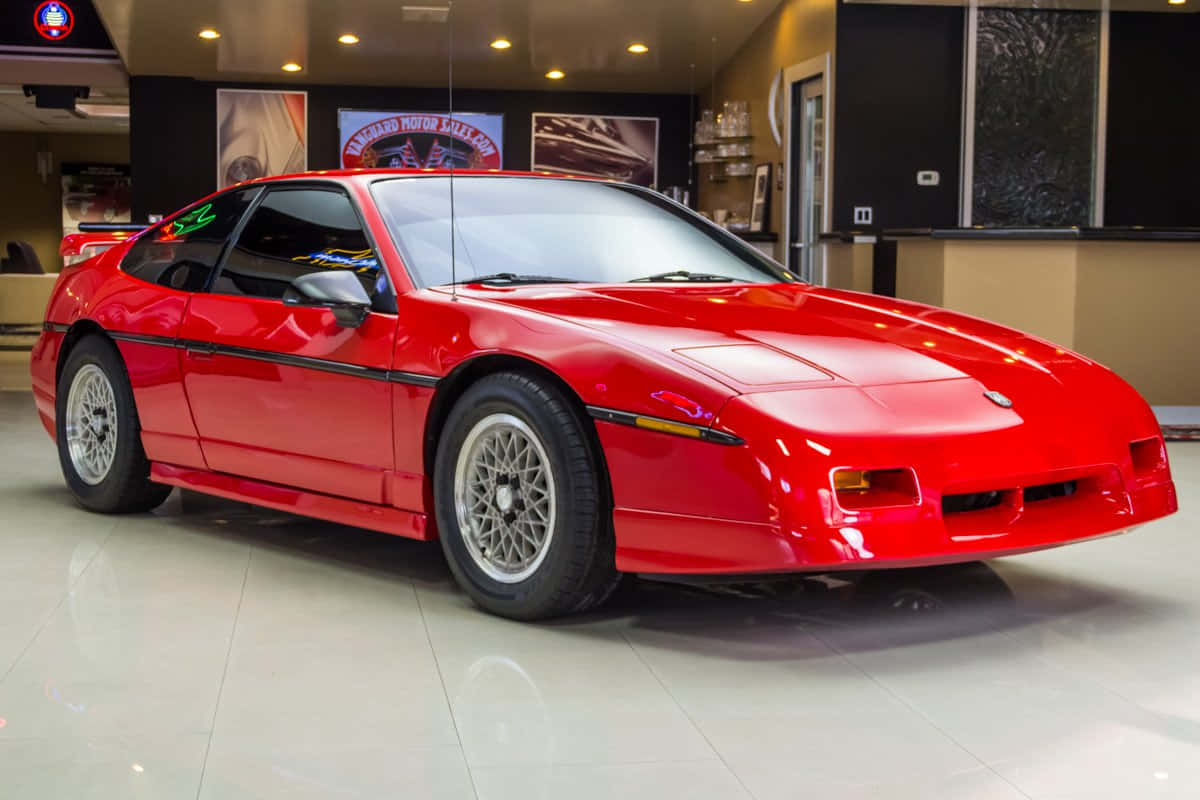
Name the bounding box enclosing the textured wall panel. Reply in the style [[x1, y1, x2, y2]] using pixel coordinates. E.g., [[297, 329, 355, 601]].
[[973, 10, 1099, 227]]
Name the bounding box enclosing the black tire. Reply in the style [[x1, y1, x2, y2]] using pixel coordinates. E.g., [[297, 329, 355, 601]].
[[433, 372, 619, 620], [56, 335, 172, 513]]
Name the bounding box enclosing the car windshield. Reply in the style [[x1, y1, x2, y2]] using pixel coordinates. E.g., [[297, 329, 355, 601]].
[[370, 176, 796, 288]]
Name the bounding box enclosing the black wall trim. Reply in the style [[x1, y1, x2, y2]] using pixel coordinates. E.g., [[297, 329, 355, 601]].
[[131, 75, 695, 221], [106, 328, 440, 387], [586, 405, 744, 446]]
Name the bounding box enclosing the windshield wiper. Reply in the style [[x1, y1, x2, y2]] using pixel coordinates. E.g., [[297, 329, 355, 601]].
[[447, 272, 582, 286], [629, 270, 744, 283]]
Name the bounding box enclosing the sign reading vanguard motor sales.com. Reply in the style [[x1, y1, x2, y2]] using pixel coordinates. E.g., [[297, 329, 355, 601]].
[[338, 111, 504, 170]]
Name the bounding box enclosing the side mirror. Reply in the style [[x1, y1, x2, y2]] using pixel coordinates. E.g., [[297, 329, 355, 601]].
[[283, 270, 372, 328]]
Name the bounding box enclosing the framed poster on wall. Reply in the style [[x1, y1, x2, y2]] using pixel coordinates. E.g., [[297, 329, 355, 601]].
[[530, 113, 658, 187], [750, 163, 771, 233], [61, 163, 131, 238], [216, 89, 307, 189], [338, 111, 503, 169]]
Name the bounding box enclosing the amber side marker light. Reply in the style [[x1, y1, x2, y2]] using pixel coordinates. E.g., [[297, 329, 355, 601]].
[[635, 416, 702, 439]]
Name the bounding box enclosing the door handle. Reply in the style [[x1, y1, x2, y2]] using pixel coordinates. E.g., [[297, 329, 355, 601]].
[[184, 342, 216, 359]]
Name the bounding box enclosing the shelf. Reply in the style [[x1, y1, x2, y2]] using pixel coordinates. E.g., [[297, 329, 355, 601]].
[[695, 157, 754, 164], [694, 135, 754, 148]]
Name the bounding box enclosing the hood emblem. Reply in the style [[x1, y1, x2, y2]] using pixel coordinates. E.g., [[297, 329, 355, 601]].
[[984, 390, 1013, 409]]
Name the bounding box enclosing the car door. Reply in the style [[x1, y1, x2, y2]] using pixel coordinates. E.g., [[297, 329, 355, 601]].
[[178, 183, 398, 503]]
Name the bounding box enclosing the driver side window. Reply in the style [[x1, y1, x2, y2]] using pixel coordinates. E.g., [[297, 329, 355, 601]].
[[213, 187, 381, 300]]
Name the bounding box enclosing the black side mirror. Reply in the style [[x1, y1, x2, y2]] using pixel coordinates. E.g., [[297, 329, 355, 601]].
[[283, 271, 372, 328]]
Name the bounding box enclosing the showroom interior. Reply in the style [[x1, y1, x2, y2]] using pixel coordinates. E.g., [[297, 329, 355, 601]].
[[0, 0, 1198, 797]]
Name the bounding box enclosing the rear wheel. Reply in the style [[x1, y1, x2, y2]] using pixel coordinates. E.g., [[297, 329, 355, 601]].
[[434, 372, 619, 620], [56, 335, 171, 513]]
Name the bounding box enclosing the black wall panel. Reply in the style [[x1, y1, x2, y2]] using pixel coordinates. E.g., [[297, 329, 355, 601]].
[[833, 2, 964, 232], [1105, 13, 1200, 227], [130, 76, 693, 220]]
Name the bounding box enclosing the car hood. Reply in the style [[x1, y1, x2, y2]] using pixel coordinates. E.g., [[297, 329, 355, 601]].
[[463, 282, 1093, 396]]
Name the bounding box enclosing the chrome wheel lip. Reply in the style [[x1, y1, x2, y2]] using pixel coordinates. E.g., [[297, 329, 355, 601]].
[[453, 412, 557, 584], [64, 363, 118, 486]]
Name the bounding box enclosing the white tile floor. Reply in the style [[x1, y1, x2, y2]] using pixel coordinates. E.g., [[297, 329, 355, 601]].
[[0, 389, 1197, 799]]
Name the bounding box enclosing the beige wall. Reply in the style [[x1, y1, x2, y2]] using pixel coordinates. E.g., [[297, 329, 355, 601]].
[[823, 240, 874, 293], [0, 132, 130, 274], [697, 0, 837, 260]]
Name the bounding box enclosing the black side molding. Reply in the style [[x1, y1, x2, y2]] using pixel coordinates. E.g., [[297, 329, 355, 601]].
[[586, 405, 744, 446]]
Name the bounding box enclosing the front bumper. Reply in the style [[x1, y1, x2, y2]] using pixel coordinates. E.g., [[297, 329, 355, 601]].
[[611, 479, 1176, 574]]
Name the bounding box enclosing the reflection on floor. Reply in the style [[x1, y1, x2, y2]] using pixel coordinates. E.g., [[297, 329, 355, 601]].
[[0, 390, 1196, 799]]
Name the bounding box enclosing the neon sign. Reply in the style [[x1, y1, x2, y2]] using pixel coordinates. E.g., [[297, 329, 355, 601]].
[[34, 1, 75, 41]]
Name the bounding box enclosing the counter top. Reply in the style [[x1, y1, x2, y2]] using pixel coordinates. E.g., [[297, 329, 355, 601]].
[[883, 227, 1200, 241]]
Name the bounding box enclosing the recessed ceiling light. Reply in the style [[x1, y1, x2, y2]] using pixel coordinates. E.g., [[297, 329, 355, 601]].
[[198, 28, 220, 40], [490, 38, 512, 49], [281, 62, 303, 72], [627, 43, 649, 54], [338, 33, 360, 44], [1168, 0, 1186, 5], [545, 69, 565, 80]]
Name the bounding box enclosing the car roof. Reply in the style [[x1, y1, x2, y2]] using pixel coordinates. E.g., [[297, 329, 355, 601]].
[[230, 168, 608, 187]]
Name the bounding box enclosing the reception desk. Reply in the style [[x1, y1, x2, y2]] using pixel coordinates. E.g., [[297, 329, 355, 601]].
[[889, 228, 1200, 405]]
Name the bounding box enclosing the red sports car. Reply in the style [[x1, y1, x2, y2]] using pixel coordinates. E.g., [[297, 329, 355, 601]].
[[32, 170, 1177, 619]]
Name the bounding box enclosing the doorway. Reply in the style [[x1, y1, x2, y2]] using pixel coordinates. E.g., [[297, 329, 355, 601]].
[[788, 76, 825, 282]]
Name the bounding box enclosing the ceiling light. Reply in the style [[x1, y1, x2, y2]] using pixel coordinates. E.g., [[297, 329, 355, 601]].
[[627, 43, 649, 54], [545, 69, 565, 80], [198, 29, 220, 40], [76, 103, 130, 119], [338, 33, 360, 44], [1168, 0, 1186, 4], [281, 62, 302, 72], [490, 38, 512, 49]]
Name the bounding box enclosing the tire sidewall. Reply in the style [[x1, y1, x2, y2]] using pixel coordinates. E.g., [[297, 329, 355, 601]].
[[56, 337, 145, 510], [434, 376, 597, 618]]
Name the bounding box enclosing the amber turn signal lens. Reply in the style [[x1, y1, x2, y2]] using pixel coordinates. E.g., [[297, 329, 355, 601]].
[[833, 470, 871, 491], [634, 416, 702, 439]]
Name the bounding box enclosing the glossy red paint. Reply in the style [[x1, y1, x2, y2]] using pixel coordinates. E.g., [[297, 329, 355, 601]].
[[178, 294, 398, 503], [31, 169, 1177, 578], [60, 231, 136, 265]]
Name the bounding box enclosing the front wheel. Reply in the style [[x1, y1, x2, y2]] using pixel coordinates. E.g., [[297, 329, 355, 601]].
[[56, 335, 171, 513], [433, 372, 619, 620]]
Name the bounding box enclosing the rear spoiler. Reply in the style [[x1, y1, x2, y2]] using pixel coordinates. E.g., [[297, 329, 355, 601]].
[[77, 222, 148, 233]]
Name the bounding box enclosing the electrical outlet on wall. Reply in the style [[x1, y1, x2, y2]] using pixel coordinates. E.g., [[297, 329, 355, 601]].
[[917, 170, 940, 186], [853, 206, 873, 226]]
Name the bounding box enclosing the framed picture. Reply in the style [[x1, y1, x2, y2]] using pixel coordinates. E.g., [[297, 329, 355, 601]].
[[216, 89, 307, 189], [531, 113, 659, 187], [338, 110, 503, 169], [750, 162, 772, 233]]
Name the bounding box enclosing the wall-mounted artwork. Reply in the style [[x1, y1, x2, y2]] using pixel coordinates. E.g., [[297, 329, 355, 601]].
[[339, 111, 503, 170], [972, 9, 1098, 226], [61, 163, 131, 238], [531, 113, 658, 187], [216, 89, 307, 189]]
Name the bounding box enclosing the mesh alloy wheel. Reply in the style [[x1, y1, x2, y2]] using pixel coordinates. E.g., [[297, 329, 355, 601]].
[[64, 363, 119, 485], [453, 413, 557, 584]]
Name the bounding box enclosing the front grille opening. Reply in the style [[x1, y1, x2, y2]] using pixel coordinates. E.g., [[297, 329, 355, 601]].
[[1025, 480, 1077, 503], [943, 490, 1005, 514]]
